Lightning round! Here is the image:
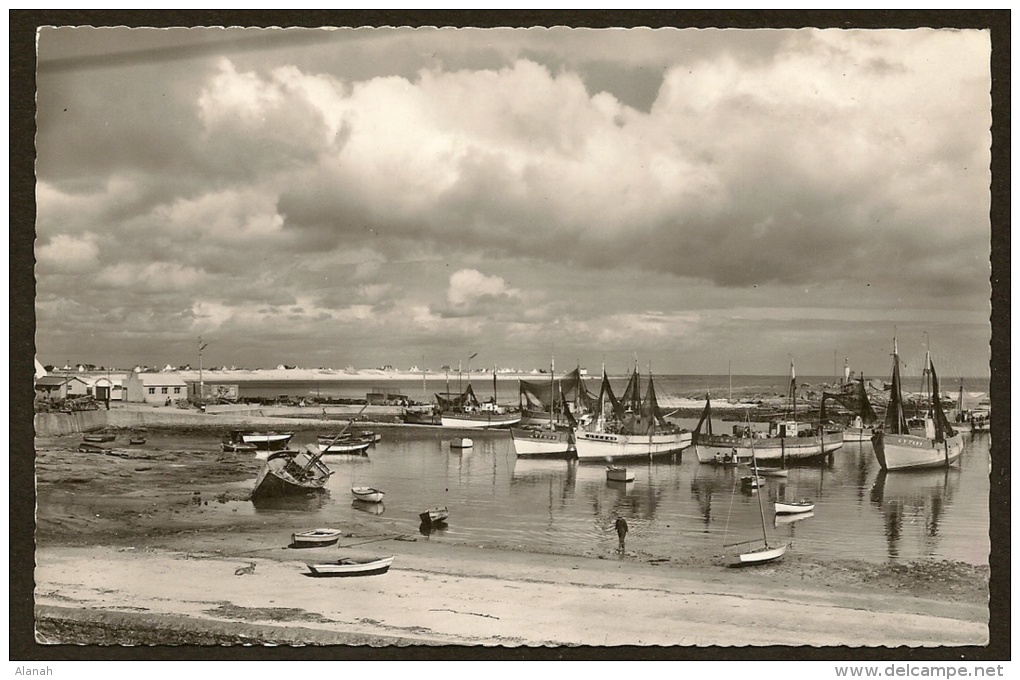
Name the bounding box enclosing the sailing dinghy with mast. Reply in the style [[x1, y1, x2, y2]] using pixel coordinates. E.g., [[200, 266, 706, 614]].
[[726, 416, 789, 567], [871, 339, 964, 471]]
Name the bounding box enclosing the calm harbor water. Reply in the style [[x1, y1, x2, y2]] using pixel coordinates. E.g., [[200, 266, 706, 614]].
[[179, 421, 990, 567], [201, 374, 991, 403]]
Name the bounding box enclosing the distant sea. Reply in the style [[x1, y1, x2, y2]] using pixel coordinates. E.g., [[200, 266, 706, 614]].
[[197, 374, 991, 403]]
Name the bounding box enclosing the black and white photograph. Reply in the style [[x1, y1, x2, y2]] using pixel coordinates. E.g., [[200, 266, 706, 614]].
[[14, 10, 1008, 666]]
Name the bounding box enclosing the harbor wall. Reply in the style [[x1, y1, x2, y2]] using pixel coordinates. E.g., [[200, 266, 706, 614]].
[[34, 404, 411, 436]]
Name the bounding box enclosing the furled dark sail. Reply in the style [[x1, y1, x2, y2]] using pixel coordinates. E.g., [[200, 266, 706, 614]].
[[929, 359, 956, 441], [692, 394, 714, 442], [435, 384, 479, 411], [620, 368, 642, 414], [639, 373, 670, 430], [518, 367, 593, 413], [883, 351, 909, 435], [820, 378, 879, 424], [594, 369, 624, 421]]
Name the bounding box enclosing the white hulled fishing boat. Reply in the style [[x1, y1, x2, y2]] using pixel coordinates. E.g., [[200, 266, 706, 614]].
[[871, 340, 964, 471], [573, 364, 691, 462]]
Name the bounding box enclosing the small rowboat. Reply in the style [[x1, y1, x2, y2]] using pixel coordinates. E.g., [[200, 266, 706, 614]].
[[757, 467, 789, 478], [78, 442, 107, 453], [317, 437, 372, 454], [351, 486, 385, 503], [741, 475, 765, 490], [291, 528, 344, 548], [359, 431, 382, 444], [774, 500, 814, 515], [83, 434, 116, 443], [222, 441, 258, 453], [128, 436, 147, 445], [606, 466, 635, 483], [450, 437, 473, 449], [419, 506, 449, 525], [306, 556, 394, 577]]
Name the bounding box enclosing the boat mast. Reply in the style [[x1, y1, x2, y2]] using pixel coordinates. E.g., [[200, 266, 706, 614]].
[[748, 412, 770, 549], [728, 360, 732, 403], [549, 354, 555, 431]]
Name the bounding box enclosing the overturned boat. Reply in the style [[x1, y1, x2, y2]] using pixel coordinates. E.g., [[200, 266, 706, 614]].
[[251, 445, 332, 501]]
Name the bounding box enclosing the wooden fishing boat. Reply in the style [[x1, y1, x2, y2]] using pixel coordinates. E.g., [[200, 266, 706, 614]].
[[419, 506, 449, 525], [774, 500, 814, 515], [83, 433, 116, 443], [606, 466, 635, 483], [306, 556, 394, 577], [512, 361, 589, 457], [222, 440, 258, 453], [291, 528, 344, 548], [450, 437, 473, 449], [251, 447, 333, 501], [574, 365, 691, 461], [871, 339, 964, 471], [351, 486, 385, 503], [438, 371, 521, 429]]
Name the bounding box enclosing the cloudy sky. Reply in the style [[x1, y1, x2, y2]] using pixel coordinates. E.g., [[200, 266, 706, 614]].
[[33, 24, 993, 377]]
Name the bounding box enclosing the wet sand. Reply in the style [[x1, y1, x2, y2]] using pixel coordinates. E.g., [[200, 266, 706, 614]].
[[33, 430, 990, 648]]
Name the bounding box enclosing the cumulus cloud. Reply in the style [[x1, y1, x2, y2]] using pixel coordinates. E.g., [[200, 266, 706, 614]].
[[31, 27, 993, 374], [36, 233, 99, 272]]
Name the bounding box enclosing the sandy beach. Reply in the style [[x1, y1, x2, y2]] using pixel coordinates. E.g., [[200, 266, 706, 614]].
[[32, 419, 991, 651]]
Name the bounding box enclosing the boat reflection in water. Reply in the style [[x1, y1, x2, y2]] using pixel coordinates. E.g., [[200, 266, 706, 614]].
[[251, 490, 332, 513], [510, 458, 576, 486], [606, 479, 635, 493], [351, 499, 385, 515], [774, 511, 814, 526], [690, 463, 740, 527], [869, 468, 960, 560]]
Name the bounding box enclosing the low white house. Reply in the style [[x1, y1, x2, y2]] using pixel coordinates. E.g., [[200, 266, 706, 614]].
[[34, 374, 91, 400], [124, 372, 188, 405]]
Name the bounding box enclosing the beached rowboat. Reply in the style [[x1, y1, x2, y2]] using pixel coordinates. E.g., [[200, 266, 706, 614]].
[[83, 434, 116, 443], [419, 506, 449, 525], [306, 556, 394, 577], [291, 528, 344, 548]]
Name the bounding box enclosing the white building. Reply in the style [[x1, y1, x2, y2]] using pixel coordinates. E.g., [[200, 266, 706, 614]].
[[124, 372, 188, 405]]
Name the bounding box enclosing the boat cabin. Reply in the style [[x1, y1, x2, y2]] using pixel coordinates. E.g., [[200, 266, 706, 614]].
[[769, 420, 802, 438]]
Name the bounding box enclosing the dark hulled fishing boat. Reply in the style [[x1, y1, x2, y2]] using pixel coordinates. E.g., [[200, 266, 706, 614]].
[[251, 446, 332, 501]]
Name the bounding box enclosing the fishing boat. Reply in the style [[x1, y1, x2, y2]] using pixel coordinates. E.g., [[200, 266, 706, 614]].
[[229, 430, 294, 451], [774, 500, 814, 515], [726, 421, 788, 567], [419, 506, 449, 525], [511, 362, 593, 457], [351, 486, 385, 503], [221, 440, 258, 453], [290, 528, 344, 548], [251, 446, 333, 501], [83, 433, 115, 443], [450, 437, 473, 449], [820, 362, 880, 442], [692, 362, 843, 466], [306, 556, 394, 577], [871, 339, 964, 471], [606, 466, 635, 483], [573, 364, 691, 461], [316, 435, 372, 454], [438, 362, 521, 429]]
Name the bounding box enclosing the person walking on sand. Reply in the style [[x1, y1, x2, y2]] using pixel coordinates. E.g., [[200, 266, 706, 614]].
[[615, 516, 628, 554]]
